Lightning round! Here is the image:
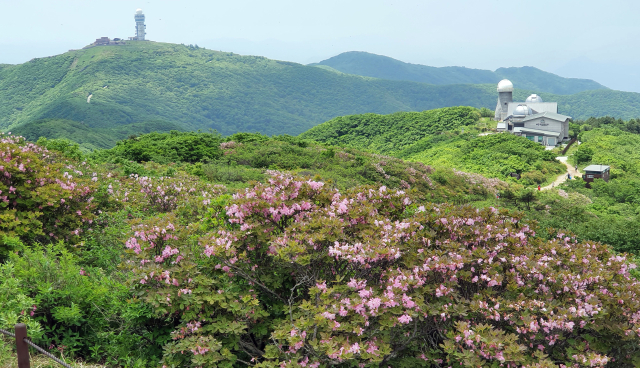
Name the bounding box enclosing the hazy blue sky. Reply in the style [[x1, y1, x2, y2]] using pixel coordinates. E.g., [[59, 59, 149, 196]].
[[2, 0, 640, 92]]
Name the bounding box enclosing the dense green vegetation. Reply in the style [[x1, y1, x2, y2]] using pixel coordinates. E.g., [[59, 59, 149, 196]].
[[301, 107, 640, 256], [406, 133, 564, 185], [94, 130, 493, 200], [523, 127, 640, 253], [573, 115, 640, 135], [0, 41, 501, 137], [315, 51, 607, 94], [300, 106, 481, 154], [0, 132, 503, 366], [3, 42, 640, 152], [302, 107, 565, 185], [4, 132, 640, 367]]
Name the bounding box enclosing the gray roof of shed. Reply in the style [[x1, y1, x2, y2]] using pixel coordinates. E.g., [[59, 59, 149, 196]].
[[583, 165, 610, 172], [521, 111, 572, 122]]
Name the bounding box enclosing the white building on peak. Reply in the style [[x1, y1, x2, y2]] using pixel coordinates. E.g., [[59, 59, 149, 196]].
[[134, 9, 146, 41], [494, 79, 571, 147]]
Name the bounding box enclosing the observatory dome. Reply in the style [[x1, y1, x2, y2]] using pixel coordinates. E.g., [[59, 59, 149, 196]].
[[497, 79, 514, 92], [136, 9, 143, 14], [526, 94, 543, 103], [512, 104, 533, 117]]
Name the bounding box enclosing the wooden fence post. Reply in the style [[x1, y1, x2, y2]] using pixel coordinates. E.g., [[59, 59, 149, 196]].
[[15, 323, 30, 368]]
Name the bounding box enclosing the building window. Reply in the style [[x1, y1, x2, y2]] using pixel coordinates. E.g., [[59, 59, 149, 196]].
[[537, 136, 543, 142], [587, 175, 594, 178], [526, 135, 535, 141]]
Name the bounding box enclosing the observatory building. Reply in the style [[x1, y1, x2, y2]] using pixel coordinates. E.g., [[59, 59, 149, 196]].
[[134, 9, 146, 40], [494, 80, 571, 147]]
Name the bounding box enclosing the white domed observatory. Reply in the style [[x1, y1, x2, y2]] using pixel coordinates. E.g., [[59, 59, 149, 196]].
[[525, 94, 543, 103], [512, 104, 533, 117], [495, 79, 514, 121], [134, 9, 146, 40], [494, 81, 571, 147]]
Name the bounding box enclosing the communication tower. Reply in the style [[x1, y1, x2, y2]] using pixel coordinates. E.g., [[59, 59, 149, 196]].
[[135, 9, 146, 40]]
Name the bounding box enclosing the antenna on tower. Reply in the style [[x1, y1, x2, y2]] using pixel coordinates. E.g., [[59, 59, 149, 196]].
[[134, 9, 146, 40]]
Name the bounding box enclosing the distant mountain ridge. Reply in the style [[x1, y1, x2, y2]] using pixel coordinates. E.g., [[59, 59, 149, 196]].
[[313, 51, 608, 95]]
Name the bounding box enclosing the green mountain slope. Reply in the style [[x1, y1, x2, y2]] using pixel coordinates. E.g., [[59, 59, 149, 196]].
[[314, 51, 608, 95], [2, 42, 640, 146], [0, 42, 501, 136]]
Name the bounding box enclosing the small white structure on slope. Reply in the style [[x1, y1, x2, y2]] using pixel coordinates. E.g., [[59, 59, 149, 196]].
[[494, 80, 571, 147]]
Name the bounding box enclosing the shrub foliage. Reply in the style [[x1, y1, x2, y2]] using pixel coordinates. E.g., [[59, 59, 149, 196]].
[[127, 173, 640, 367]]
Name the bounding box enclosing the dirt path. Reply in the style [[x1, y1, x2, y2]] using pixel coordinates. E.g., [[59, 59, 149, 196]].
[[541, 156, 580, 190]]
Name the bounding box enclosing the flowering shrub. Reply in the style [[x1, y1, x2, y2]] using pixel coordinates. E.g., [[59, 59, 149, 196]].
[[126, 173, 640, 367], [0, 134, 97, 241], [103, 172, 225, 220]]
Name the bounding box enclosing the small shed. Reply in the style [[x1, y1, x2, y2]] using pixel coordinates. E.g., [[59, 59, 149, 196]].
[[582, 165, 610, 184]]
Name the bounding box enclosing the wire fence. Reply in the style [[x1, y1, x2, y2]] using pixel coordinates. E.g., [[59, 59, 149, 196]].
[[0, 324, 74, 368]]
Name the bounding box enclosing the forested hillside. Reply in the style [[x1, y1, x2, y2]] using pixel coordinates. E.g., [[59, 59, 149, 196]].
[[315, 51, 608, 94], [2, 42, 640, 147], [0, 42, 500, 136]]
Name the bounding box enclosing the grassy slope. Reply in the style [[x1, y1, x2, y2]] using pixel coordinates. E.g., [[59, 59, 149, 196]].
[[2, 42, 639, 147], [0, 42, 501, 136], [315, 51, 608, 94]]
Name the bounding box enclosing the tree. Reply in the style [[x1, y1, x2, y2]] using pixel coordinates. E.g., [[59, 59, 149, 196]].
[[518, 188, 537, 210], [574, 146, 594, 164]]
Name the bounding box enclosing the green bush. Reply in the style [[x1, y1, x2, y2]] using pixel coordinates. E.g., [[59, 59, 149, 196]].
[[5, 243, 169, 366], [99, 131, 223, 164]]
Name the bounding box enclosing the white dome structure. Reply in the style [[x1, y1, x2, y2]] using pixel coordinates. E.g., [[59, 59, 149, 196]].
[[512, 104, 533, 117], [497, 79, 514, 92], [136, 9, 143, 14], [526, 94, 543, 103]]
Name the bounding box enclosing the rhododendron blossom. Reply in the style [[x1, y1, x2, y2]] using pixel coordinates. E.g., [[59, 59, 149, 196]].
[[125, 172, 640, 368]]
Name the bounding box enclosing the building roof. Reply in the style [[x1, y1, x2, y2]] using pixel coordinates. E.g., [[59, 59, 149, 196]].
[[521, 111, 571, 123], [514, 127, 561, 137], [583, 165, 610, 173]]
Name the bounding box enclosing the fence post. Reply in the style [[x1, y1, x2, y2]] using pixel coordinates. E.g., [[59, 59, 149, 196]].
[[15, 323, 30, 368]]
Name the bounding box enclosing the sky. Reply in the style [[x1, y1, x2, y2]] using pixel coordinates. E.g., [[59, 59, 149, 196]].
[[1, 0, 640, 92]]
